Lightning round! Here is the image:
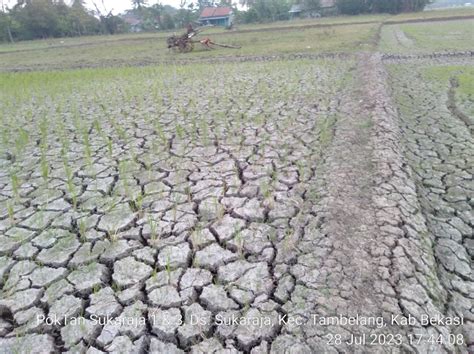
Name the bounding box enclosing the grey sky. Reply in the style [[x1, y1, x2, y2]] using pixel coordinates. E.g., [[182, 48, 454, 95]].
[[3, 0, 186, 14]]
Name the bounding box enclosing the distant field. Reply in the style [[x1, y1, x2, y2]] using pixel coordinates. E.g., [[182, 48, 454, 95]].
[[0, 23, 377, 71], [1, 7, 473, 71], [0, 14, 388, 55], [388, 6, 474, 21], [423, 65, 474, 117], [380, 19, 474, 53]]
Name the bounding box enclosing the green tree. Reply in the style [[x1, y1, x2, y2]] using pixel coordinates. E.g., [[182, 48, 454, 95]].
[[336, 0, 368, 15], [302, 0, 320, 11], [174, 7, 193, 28], [70, 0, 99, 35], [161, 12, 175, 29], [0, 1, 15, 42], [240, 7, 259, 22], [142, 3, 164, 30], [249, 0, 290, 22], [5, 0, 101, 41], [13, 0, 60, 39], [336, 0, 432, 14]]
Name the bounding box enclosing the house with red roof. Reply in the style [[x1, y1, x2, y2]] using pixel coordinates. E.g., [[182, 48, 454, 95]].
[[198, 7, 234, 27]]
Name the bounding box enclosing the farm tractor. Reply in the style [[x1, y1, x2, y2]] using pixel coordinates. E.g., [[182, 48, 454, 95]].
[[166, 25, 241, 53]]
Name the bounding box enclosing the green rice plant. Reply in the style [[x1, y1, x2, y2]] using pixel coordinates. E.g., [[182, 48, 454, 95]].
[[308, 185, 321, 202], [212, 275, 220, 286], [78, 219, 87, 242], [242, 300, 250, 315], [153, 121, 166, 143], [118, 160, 131, 199], [64, 162, 77, 209], [260, 181, 272, 199], [82, 126, 92, 166], [0, 123, 9, 146], [172, 202, 178, 223], [9, 169, 20, 200], [283, 228, 295, 253], [128, 144, 138, 167], [150, 266, 158, 279], [190, 116, 198, 142], [176, 124, 185, 140], [151, 133, 160, 156], [214, 121, 222, 142], [268, 228, 277, 243], [54, 119, 68, 156], [108, 228, 119, 243], [260, 140, 267, 156], [234, 229, 244, 259], [148, 214, 159, 242], [71, 105, 81, 132], [60, 138, 69, 165], [14, 128, 29, 156], [190, 224, 203, 247], [6, 200, 15, 224], [93, 118, 102, 136], [40, 150, 49, 182], [184, 185, 192, 202], [214, 197, 224, 220], [270, 168, 278, 184], [39, 116, 48, 143], [222, 181, 227, 197], [319, 114, 337, 148], [92, 283, 101, 294], [200, 120, 210, 146], [135, 193, 144, 213], [142, 152, 152, 171], [11, 330, 27, 354], [192, 256, 200, 268], [111, 282, 121, 293], [114, 123, 128, 143], [106, 137, 113, 157], [296, 161, 305, 181]]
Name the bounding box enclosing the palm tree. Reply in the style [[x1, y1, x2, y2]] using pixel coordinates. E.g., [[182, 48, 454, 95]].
[[131, 0, 148, 9], [72, 0, 86, 8]]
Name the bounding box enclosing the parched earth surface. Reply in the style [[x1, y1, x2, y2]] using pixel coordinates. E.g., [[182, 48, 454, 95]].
[[0, 30, 473, 354]]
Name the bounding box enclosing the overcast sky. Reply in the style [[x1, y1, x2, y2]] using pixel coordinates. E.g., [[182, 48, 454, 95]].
[[83, 0, 185, 14], [3, 0, 186, 14]]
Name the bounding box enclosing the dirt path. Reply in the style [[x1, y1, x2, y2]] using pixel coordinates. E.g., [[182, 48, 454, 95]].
[[394, 27, 415, 48], [270, 53, 470, 352]]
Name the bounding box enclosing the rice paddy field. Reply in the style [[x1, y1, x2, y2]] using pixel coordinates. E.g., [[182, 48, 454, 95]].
[[0, 8, 473, 354]]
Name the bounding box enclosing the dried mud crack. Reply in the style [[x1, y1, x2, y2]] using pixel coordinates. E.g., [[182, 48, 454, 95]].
[[0, 48, 472, 353]]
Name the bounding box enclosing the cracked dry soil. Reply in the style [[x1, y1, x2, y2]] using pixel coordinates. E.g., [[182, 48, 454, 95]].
[[0, 47, 472, 353]]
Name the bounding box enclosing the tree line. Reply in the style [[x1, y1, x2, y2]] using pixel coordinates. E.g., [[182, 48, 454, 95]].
[[0, 0, 116, 42], [0, 0, 433, 43], [239, 0, 432, 22], [336, 0, 433, 15]]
